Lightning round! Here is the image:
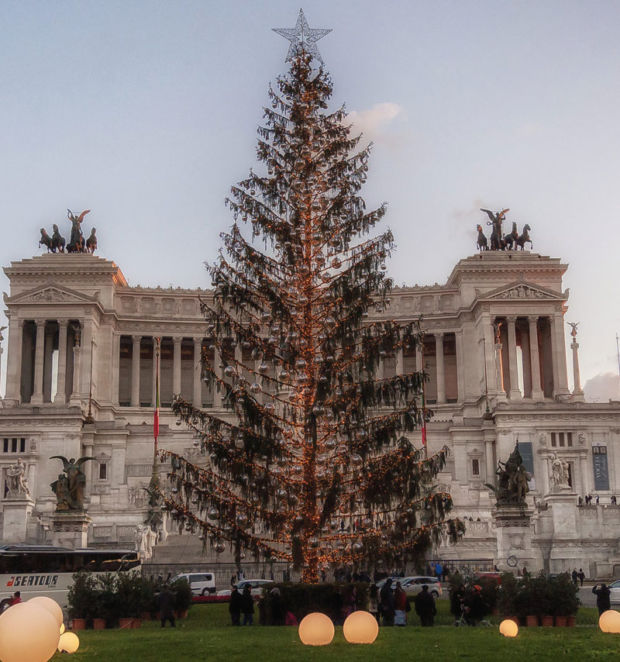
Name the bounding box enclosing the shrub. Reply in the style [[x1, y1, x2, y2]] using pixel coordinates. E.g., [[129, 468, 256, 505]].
[[170, 577, 192, 613], [67, 571, 98, 620]]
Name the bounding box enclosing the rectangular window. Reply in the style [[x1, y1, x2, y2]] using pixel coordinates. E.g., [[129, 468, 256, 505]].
[[99, 463, 107, 480], [567, 432, 573, 447], [10, 439, 17, 452], [2, 439, 7, 453], [551, 433, 556, 447], [593, 446, 610, 491], [517, 442, 535, 476], [19, 439, 25, 453], [559, 432, 565, 447], [472, 458, 480, 476]]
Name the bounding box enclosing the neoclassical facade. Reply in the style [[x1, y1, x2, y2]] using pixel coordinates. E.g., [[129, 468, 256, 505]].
[[2, 250, 619, 576]]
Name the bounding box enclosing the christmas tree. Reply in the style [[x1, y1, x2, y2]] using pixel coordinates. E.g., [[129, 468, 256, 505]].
[[159, 19, 463, 583]]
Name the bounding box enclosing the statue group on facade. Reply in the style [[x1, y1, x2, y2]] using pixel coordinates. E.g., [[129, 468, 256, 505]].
[[486, 445, 530, 506], [549, 453, 571, 490], [5, 458, 30, 499], [476, 208, 532, 251], [50, 455, 95, 511], [39, 209, 97, 254]]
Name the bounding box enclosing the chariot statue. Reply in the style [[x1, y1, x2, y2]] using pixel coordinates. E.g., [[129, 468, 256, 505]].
[[50, 455, 95, 511], [485, 444, 530, 505]]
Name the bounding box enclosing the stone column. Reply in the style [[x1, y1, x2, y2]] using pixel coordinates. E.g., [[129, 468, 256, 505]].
[[485, 440, 495, 481], [570, 326, 584, 400], [455, 330, 465, 402], [151, 338, 159, 407], [435, 332, 445, 404], [213, 347, 223, 407], [31, 319, 46, 405], [481, 314, 497, 394], [193, 337, 203, 408], [415, 343, 423, 373], [131, 335, 141, 407], [54, 320, 69, 404], [493, 320, 506, 399], [551, 313, 570, 397], [70, 326, 82, 406], [4, 318, 24, 405], [506, 316, 521, 400], [528, 317, 544, 400], [395, 348, 404, 376], [112, 333, 121, 406], [521, 322, 532, 397], [173, 337, 182, 397]]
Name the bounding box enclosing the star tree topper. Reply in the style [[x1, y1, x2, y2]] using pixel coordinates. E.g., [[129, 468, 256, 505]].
[[273, 9, 332, 65]]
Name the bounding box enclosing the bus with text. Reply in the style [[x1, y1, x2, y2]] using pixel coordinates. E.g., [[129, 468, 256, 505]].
[[0, 545, 140, 609]]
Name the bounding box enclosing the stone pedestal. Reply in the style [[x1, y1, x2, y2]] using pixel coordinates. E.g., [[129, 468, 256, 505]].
[[493, 505, 538, 573], [2, 498, 35, 543], [49, 512, 91, 548]]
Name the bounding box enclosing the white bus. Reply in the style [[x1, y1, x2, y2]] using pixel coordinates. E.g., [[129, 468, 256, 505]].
[[0, 545, 140, 609]]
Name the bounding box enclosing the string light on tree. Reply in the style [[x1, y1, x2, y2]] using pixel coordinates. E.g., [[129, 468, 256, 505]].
[[159, 11, 464, 583]]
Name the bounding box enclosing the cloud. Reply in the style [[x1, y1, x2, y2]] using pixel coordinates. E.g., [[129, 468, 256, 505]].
[[346, 103, 405, 144], [584, 372, 620, 402]]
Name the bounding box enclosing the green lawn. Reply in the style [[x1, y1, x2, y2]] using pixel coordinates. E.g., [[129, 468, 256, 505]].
[[58, 602, 618, 662]]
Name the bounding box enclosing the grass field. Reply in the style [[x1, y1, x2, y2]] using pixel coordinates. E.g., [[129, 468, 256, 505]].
[[60, 602, 617, 661]]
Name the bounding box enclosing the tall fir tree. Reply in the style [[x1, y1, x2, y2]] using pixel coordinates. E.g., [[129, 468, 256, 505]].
[[160, 50, 463, 583]]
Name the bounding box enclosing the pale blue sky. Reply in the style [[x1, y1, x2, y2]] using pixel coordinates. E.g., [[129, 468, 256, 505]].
[[1, 0, 619, 395]]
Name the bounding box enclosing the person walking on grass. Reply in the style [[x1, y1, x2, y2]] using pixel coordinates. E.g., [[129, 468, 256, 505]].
[[229, 586, 242, 626], [593, 584, 611, 616], [394, 582, 408, 626], [158, 586, 176, 628], [414, 585, 437, 627], [241, 585, 254, 625]]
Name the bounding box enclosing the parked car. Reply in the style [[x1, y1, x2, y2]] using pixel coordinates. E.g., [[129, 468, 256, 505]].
[[608, 579, 620, 604], [375, 576, 442, 598], [217, 579, 274, 598], [400, 576, 443, 598], [171, 572, 216, 596]]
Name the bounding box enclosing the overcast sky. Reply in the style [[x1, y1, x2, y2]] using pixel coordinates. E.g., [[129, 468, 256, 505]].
[[1, 0, 619, 398]]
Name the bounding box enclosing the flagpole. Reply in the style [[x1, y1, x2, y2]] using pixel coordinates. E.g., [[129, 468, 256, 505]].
[[153, 337, 160, 464]]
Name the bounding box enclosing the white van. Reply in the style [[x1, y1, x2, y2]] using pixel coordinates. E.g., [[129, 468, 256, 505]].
[[171, 572, 216, 596]]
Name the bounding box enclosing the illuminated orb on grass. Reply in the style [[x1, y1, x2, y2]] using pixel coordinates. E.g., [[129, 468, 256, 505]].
[[343, 611, 379, 644], [59, 624, 65, 635], [27, 597, 64, 629], [499, 619, 519, 638], [57, 632, 80, 654], [599, 610, 620, 633], [298, 612, 334, 646], [0, 602, 60, 662]]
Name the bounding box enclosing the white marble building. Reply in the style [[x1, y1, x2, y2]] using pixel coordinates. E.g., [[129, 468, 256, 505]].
[[1, 250, 619, 577]]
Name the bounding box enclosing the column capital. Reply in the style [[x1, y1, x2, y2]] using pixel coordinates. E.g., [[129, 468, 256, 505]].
[[173, 336, 183, 346], [506, 315, 517, 324], [434, 331, 445, 339], [132, 335, 142, 343], [57, 319, 69, 329], [35, 319, 46, 328], [193, 336, 203, 345]]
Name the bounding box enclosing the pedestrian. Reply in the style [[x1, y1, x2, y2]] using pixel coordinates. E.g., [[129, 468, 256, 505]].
[[367, 583, 380, 623], [578, 569, 585, 586], [229, 586, 242, 626], [596, 495, 600, 505], [379, 578, 395, 626], [578, 496, 583, 506], [593, 584, 611, 616], [414, 585, 437, 626], [9, 592, 21, 606], [158, 586, 176, 628], [241, 585, 254, 625], [571, 569, 578, 585], [394, 582, 408, 626], [435, 561, 443, 579], [230, 574, 237, 588]]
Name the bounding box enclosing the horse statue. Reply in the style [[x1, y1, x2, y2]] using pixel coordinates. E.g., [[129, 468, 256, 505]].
[[480, 208, 509, 250], [66, 209, 90, 253], [39, 228, 53, 252], [516, 224, 532, 250], [476, 224, 488, 251], [51, 224, 65, 253], [86, 228, 97, 253], [503, 222, 519, 250]]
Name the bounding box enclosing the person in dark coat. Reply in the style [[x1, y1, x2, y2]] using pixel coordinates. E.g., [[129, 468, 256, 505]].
[[269, 587, 285, 625], [379, 578, 395, 626], [241, 585, 254, 625], [414, 585, 437, 626], [593, 584, 611, 615], [229, 586, 242, 625], [158, 586, 176, 628]]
